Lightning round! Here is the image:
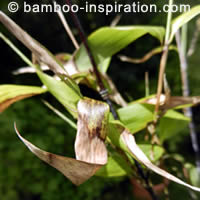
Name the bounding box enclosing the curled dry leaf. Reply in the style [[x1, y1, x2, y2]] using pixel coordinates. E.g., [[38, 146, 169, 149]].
[[144, 94, 200, 110], [63, 58, 79, 76], [14, 98, 109, 185], [12, 53, 73, 75], [121, 129, 200, 192], [15, 124, 101, 186], [1, 94, 35, 112], [12, 65, 50, 75], [75, 98, 109, 165], [145, 94, 166, 106]]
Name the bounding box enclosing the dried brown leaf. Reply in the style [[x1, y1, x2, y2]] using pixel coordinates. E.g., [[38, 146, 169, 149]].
[[0, 94, 35, 112], [144, 95, 200, 110], [14, 124, 102, 186]]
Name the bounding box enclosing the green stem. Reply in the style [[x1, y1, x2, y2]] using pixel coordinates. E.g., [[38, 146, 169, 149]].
[[0, 32, 35, 69], [43, 100, 77, 130], [165, 0, 174, 44]]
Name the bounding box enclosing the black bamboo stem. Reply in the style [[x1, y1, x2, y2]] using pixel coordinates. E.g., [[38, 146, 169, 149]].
[[65, 1, 159, 199], [65, 0, 119, 119]]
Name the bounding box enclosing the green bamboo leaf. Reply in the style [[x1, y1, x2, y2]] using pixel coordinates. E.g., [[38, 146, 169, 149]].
[[107, 122, 164, 163], [185, 163, 200, 187], [158, 110, 190, 142], [36, 70, 82, 118], [0, 84, 47, 112], [170, 5, 200, 41], [75, 26, 165, 73], [95, 152, 132, 177], [139, 144, 164, 162], [107, 121, 130, 153], [117, 103, 155, 133]]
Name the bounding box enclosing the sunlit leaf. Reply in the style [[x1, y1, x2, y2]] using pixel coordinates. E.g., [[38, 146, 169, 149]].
[[0, 85, 46, 112], [75, 26, 165, 73], [185, 164, 200, 187], [95, 152, 132, 177], [117, 103, 155, 133], [108, 122, 164, 163], [37, 70, 82, 118], [139, 144, 164, 162], [170, 5, 200, 41], [158, 110, 190, 142]]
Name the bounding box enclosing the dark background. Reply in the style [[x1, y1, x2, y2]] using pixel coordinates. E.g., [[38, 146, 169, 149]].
[[0, 0, 200, 199]]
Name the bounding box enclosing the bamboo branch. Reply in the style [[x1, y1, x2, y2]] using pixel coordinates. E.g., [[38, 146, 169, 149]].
[[155, 0, 174, 116], [65, 0, 119, 119], [65, 1, 159, 199]]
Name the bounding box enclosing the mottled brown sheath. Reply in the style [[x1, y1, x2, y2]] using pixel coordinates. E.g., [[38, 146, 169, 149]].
[[75, 98, 110, 165]]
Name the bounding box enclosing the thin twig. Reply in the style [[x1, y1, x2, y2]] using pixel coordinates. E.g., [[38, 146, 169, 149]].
[[110, 14, 122, 27], [145, 72, 150, 97], [66, 0, 103, 89], [187, 18, 200, 57], [119, 47, 164, 64], [155, 46, 169, 115], [155, 0, 174, 116], [175, 29, 200, 176], [55, 2, 80, 50], [43, 100, 77, 129]]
